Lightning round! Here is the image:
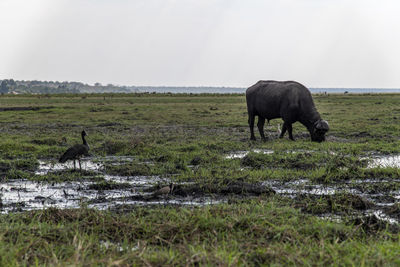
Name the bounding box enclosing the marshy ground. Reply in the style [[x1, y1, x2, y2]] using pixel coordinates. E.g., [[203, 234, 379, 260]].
[[1, 93, 400, 265]]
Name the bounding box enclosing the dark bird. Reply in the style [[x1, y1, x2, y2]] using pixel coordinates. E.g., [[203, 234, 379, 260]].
[[59, 130, 90, 170], [153, 183, 174, 197]]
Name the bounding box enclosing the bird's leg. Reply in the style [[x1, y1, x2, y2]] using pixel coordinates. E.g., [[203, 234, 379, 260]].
[[78, 159, 82, 170], [73, 160, 76, 170]]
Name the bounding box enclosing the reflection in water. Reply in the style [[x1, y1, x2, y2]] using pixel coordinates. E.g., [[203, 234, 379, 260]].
[[368, 155, 400, 168], [35, 156, 136, 175]]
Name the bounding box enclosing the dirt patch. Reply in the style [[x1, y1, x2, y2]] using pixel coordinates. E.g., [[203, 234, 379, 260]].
[[325, 135, 352, 143], [350, 131, 373, 138], [0, 106, 54, 112], [190, 156, 203, 165], [171, 182, 275, 197], [96, 122, 122, 127], [347, 131, 396, 140], [31, 138, 60, 146]]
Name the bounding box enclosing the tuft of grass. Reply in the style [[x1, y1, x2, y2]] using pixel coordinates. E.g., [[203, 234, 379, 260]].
[[104, 162, 152, 176], [102, 139, 131, 155], [294, 193, 373, 215], [87, 181, 131, 190]]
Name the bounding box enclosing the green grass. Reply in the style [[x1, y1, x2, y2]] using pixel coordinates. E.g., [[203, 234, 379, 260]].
[[1, 93, 400, 265], [0, 201, 399, 266]]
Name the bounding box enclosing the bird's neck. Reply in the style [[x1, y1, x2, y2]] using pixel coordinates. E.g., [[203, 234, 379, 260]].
[[82, 135, 88, 146]]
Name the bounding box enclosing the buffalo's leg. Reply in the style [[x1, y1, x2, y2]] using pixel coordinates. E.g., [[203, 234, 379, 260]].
[[287, 123, 294, 140], [279, 122, 295, 140], [279, 123, 287, 138], [257, 117, 266, 141], [248, 114, 256, 140]]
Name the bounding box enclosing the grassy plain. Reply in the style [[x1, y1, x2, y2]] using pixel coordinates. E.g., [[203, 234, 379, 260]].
[[0, 93, 400, 265]]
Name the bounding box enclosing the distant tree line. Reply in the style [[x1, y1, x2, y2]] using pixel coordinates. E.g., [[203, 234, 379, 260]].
[[0, 79, 133, 94], [0, 79, 244, 94]]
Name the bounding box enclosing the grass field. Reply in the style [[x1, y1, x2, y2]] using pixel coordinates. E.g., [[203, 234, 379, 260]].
[[1, 93, 400, 266]]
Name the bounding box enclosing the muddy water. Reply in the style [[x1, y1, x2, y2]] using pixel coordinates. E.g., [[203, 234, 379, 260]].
[[263, 177, 400, 205], [0, 175, 222, 213], [1, 180, 92, 212], [263, 178, 400, 223], [251, 151, 400, 224], [227, 150, 400, 169], [35, 156, 136, 175], [225, 149, 335, 159], [2, 153, 400, 223], [367, 155, 400, 168], [1, 156, 224, 213]]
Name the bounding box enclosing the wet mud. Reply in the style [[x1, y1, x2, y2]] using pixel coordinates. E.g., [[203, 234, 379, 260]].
[[1, 153, 400, 226], [263, 177, 400, 224], [1, 157, 273, 213], [224, 150, 400, 224]]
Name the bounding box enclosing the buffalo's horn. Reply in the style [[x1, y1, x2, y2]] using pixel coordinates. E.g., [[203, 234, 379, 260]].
[[315, 120, 329, 131]]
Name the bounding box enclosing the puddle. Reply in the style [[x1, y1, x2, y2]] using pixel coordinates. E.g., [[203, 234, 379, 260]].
[[227, 150, 400, 169], [263, 179, 400, 205], [367, 155, 400, 168], [89, 197, 224, 210], [225, 151, 249, 159], [369, 210, 398, 224], [100, 240, 139, 252], [35, 156, 136, 175], [0, 156, 233, 213], [3, 154, 400, 224], [225, 149, 274, 159], [0, 180, 92, 212], [35, 159, 101, 175], [103, 175, 163, 185], [0, 174, 226, 213], [262, 178, 400, 223], [224, 149, 329, 159], [262, 180, 358, 196]]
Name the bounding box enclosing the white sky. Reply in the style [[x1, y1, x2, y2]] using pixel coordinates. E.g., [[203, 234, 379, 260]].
[[1, 0, 400, 88]]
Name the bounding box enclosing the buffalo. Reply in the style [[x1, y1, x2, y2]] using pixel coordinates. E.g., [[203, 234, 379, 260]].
[[246, 80, 329, 142]]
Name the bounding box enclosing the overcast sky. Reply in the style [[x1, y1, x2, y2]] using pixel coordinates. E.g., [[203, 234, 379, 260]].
[[1, 0, 400, 88]]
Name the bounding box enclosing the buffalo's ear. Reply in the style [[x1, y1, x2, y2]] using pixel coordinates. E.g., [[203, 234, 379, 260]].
[[315, 120, 329, 132]]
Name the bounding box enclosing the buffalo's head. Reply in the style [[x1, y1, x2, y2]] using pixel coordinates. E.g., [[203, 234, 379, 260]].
[[311, 119, 329, 142]]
